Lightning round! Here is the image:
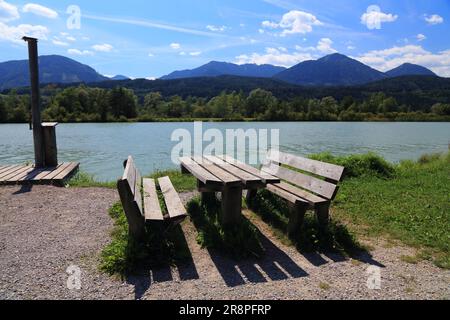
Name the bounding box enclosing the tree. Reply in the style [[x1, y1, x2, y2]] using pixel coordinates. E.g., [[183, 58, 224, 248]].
[[246, 89, 277, 117], [431, 103, 450, 116], [109, 87, 138, 119]]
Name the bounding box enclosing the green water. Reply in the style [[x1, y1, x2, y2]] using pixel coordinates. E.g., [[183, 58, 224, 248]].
[[0, 122, 448, 181]]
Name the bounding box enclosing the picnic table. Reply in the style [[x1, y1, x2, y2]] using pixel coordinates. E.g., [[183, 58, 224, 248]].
[[180, 155, 280, 226]]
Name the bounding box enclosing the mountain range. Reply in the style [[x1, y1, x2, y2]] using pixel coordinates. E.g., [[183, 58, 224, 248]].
[[0, 53, 440, 91]]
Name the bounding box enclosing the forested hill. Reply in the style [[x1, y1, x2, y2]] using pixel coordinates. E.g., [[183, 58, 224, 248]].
[[42, 74, 450, 109]]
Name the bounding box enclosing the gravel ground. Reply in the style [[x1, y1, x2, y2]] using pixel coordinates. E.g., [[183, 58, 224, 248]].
[[0, 185, 448, 300]]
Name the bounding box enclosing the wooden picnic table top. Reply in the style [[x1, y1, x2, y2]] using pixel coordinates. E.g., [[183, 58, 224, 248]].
[[179, 155, 280, 190]]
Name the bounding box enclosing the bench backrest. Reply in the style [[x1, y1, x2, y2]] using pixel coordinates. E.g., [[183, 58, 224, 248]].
[[262, 149, 345, 200], [118, 156, 143, 216]]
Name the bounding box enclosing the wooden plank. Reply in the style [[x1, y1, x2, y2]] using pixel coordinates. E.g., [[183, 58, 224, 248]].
[[52, 162, 79, 180], [179, 157, 223, 186], [41, 163, 72, 180], [0, 165, 16, 175], [32, 164, 61, 180], [7, 166, 36, 182], [262, 163, 337, 200], [19, 167, 47, 181], [134, 165, 143, 216], [143, 178, 164, 221], [0, 166, 33, 182], [268, 149, 345, 182], [122, 156, 137, 196], [204, 155, 264, 189], [193, 156, 241, 187], [0, 165, 24, 179], [266, 184, 306, 205], [158, 176, 187, 220], [220, 155, 280, 184], [273, 182, 329, 206]]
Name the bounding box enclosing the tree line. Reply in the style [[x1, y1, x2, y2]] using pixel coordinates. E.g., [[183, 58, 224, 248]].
[[1, 85, 449, 123]]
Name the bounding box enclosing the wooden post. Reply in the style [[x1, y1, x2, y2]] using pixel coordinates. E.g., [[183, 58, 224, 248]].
[[23, 37, 44, 168], [315, 203, 330, 226], [221, 186, 243, 226], [42, 123, 58, 167], [245, 189, 258, 208]]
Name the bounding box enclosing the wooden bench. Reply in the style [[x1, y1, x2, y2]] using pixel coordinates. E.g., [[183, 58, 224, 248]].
[[249, 149, 345, 237], [117, 156, 187, 240]]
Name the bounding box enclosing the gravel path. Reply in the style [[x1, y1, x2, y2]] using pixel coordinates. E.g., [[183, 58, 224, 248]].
[[0, 185, 448, 300]]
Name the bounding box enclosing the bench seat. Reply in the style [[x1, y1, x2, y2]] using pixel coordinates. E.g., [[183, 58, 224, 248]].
[[117, 156, 187, 240]]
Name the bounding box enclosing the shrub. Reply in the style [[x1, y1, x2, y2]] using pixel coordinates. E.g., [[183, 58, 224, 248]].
[[309, 152, 395, 179]]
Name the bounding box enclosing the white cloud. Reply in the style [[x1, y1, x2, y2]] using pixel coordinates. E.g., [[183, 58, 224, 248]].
[[347, 45, 356, 50], [67, 48, 94, 56], [52, 39, 69, 46], [189, 51, 201, 56], [0, 0, 19, 22], [425, 14, 444, 25], [295, 38, 337, 54], [0, 21, 48, 43], [417, 33, 426, 41], [92, 43, 113, 52], [355, 44, 450, 77], [66, 36, 76, 41], [261, 10, 322, 36], [22, 3, 58, 19], [361, 6, 398, 29], [206, 25, 227, 32], [148, 53, 154, 57], [235, 47, 313, 67], [170, 42, 181, 49], [316, 38, 337, 54], [179, 51, 186, 56]]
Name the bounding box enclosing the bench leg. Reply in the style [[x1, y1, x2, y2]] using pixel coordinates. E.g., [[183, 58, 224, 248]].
[[315, 203, 331, 225], [201, 191, 216, 206], [221, 185, 243, 227], [287, 202, 308, 238], [245, 189, 258, 208]]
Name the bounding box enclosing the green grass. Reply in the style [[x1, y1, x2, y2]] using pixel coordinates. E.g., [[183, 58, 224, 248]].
[[187, 196, 265, 259], [148, 169, 197, 192], [331, 152, 450, 269], [100, 202, 191, 276], [66, 171, 116, 188]]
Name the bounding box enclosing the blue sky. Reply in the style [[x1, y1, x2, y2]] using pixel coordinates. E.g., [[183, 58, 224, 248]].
[[0, 0, 449, 78]]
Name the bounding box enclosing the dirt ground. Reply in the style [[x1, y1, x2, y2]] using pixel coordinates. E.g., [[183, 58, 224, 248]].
[[0, 185, 448, 300]]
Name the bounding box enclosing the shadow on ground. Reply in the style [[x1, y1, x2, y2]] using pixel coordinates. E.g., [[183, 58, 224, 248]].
[[125, 224, 199, 300]]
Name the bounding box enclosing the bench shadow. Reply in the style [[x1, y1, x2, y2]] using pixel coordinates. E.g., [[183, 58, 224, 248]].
[[125, 224, 199, 300], [204, 220, 308, 288]]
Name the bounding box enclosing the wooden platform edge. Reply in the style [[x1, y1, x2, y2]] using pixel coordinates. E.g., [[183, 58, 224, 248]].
[[0, 162, 80, 187]]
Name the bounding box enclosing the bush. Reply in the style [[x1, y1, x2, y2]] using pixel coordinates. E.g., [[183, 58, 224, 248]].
[[309, 152, 395, 179]]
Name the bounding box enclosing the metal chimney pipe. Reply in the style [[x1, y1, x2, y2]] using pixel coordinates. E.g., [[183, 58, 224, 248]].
[[23, 36, 45, 168]]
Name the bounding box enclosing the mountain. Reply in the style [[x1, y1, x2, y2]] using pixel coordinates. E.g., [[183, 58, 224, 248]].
[[160, 61, 286, 80], [274, 53, 387, 86], [0, 55, 107, 90], [385, 63, 437, 77], [110, 75, 130, 80]]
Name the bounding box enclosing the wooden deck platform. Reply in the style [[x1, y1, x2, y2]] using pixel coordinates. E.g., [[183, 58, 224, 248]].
[[0, 162, 79, 186]]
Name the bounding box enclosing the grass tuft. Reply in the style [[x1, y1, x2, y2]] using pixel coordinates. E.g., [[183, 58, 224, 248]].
[[66, 171, 116, 188], [187, 196, 265, 259], [148, 169, 197, 192]]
